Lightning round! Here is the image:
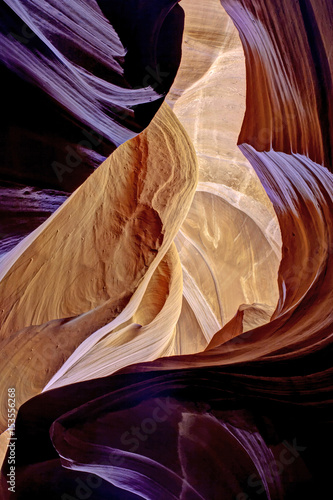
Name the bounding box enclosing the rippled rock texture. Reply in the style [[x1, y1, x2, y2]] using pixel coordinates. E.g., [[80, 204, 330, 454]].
[[1, 0, 333, 498]]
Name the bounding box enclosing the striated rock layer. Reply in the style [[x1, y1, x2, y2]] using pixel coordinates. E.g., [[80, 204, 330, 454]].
[[0, 0, 183, 190], [0, 102, 198, 432], [0, 182, 68, 257], [169, 0, 281, 351]]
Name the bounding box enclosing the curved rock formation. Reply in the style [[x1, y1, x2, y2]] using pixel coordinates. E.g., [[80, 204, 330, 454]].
[[223, 0, 333, 168], [0, 102, 198, 431], [171, 0, 281, 346], [0, 0, 183, 190]]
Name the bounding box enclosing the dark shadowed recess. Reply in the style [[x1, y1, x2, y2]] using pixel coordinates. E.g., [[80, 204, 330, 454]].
[[0, 63, 112, 193], [1, 358, 332, 499], [96, 0, 184, 126]]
